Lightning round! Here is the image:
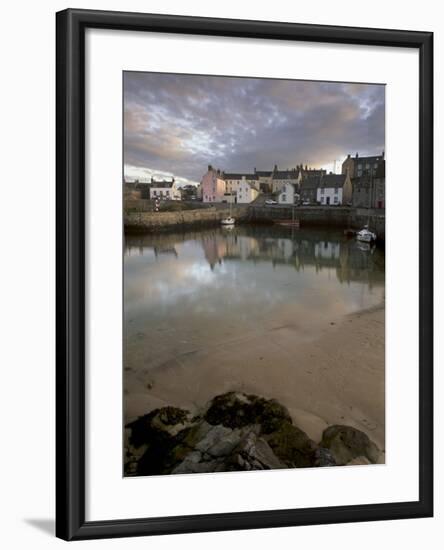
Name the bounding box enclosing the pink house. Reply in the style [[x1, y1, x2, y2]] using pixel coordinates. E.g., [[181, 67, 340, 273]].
[[201, 165, 226, 203]]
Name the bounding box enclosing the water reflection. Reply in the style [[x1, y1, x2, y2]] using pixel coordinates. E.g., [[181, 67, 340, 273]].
[[125, 225, 384, 287], [124, 225, 384, 357]]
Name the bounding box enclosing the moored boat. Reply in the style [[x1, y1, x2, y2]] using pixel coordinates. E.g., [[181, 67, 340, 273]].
[[356, 226, 377, 243], [221, 192, 235, 226]]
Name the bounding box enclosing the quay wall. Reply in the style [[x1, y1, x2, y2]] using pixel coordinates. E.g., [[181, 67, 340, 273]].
[[125, 204, 385, 240], [125, 206, 249, 232], [248, 206, 385, 240]]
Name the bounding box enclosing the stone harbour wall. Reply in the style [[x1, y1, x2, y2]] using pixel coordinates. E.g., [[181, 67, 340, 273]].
[[248, 206, 385, 240], [125, 206, 249, 232], [125, 204, 385, 240]]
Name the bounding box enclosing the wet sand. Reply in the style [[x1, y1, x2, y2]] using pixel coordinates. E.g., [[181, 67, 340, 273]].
[[124, 303, 385, 452]]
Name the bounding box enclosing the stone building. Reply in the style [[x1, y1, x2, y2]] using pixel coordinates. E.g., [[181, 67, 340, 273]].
[[300, 175, 320, 204], [342, 151, 385, 178], [352, 163, 385, 208], [316, 173, 353, 206], [201, 167, 260, 204], [224, 172, 259, 193], [300, 166, 327, 180], [271, 165, 301, 193], [254, 169, 273, 192]]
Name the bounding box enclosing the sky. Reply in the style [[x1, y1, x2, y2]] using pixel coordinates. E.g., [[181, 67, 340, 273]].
[[124, 72, 385, 187]]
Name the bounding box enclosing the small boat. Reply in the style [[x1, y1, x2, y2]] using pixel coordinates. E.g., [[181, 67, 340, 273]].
[[356, 226, 377, 243], [221, 192, 235, 226]]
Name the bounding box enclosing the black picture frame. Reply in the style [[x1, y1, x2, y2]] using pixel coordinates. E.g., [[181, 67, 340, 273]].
[[56, 8, 434, 541]]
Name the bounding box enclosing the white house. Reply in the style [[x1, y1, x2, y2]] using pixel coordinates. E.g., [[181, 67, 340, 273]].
[[149, 178, 181, 201], [316, 173, 352, 206], [223, 172, 259, 194], [235, 177, 260, 204], [277, 182, 297, 205]]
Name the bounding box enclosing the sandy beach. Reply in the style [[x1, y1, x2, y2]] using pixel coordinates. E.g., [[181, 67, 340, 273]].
[[124, 303, 385, 453]]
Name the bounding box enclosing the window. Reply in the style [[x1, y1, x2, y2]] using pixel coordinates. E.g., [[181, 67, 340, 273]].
[[321, 188, 325, 194], [357, 170, 362, 177], [282, 194, 286, 201], [334, 188, 338, 194], [358, 164, 362, 169], [334, 197, 338, 204]]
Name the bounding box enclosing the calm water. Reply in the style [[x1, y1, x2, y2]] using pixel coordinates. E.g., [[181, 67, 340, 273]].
[[124, 225, 385, 375]]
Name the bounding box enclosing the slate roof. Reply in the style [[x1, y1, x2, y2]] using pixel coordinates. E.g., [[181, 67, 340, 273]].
[[354, 155, 384, 164], [223, 173, 258, 180], [150, 179, 175, 188], [318, 174, 347, 189], [300, 175, 321, 189], [301, 169, 326, 177], [272, 169, 300, 180]]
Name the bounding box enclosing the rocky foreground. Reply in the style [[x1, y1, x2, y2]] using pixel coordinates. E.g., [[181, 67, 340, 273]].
[[125, 392, 381, 476]]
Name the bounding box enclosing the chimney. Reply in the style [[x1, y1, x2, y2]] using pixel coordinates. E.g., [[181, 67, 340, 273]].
[[208, 164, 213, 171], [355, 153, 358, 158]]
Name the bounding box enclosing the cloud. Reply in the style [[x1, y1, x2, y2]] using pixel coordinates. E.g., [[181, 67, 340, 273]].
[[124, 72, 385, 185]]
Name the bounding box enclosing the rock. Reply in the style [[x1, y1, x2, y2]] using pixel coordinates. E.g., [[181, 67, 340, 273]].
[[347, 455, 371, 466], [172, 452, 219, 474], [172, 430, 286, 474], [314, 447, 337, 467], [204, 392, 292, 434], [127, 406, 191, 447], [321, 425, 380, 466], [196, 425, 248, 457], [264, 421, 317, 468], [125, 406, 192, 476], [125, 394, 359, 476], [226, 432, 286, 471]]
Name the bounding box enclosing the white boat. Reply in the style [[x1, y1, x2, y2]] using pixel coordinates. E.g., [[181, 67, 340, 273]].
[[221, 193, 235, 226], [356, 226, 377, 243]]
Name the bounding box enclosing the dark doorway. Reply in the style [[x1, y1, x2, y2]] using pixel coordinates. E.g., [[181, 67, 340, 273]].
[[326, 197, 330, 205]]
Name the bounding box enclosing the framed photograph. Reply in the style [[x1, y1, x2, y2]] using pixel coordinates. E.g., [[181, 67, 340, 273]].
[[56, 9, 433, 541]]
